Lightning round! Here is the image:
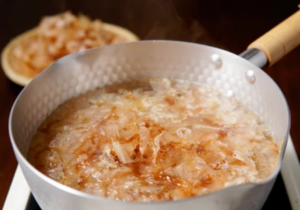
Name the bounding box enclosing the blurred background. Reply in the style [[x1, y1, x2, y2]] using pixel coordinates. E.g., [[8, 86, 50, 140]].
[[0, 0, 300, 208]]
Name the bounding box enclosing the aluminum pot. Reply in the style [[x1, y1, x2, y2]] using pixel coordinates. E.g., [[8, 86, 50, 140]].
[[9, 9, 300, 210]]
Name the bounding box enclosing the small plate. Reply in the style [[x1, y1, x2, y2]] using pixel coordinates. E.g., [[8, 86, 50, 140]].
[[1, 23, 139, 86]]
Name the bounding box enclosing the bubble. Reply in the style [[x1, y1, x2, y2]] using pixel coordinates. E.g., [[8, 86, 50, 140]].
[[176, 128, 191, 138]]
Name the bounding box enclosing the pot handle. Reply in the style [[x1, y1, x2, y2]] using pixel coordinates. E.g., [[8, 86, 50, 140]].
[[248, 8, 300, 66]]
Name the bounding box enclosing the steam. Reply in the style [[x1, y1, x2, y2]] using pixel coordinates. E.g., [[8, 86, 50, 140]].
[[144, 0, 216, 46]]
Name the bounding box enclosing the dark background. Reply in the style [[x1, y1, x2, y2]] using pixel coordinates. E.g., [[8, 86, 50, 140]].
[[0, 0, 300, 208]]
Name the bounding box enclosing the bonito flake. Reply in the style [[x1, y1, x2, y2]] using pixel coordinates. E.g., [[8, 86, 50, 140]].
[[28, 78, 279, 201]]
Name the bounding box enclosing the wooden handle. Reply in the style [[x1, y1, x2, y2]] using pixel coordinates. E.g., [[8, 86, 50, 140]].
[[248, 9, 300, 66]]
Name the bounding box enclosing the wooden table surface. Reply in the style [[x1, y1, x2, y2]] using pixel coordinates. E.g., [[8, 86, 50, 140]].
[[0, 0, 300, 208]]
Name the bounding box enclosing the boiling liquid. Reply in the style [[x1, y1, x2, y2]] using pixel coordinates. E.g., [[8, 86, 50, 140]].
[[28, 78, 279, 201]]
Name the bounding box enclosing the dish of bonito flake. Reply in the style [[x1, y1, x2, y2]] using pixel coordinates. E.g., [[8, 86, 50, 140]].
[[1, 11, 139, 86]]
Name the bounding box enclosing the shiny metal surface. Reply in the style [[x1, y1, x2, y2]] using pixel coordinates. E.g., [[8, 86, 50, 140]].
[[9, 41, 290, 210], [240, 48, 268, 68], [210, 54, 223, 69], [245, 70, 256, 84]]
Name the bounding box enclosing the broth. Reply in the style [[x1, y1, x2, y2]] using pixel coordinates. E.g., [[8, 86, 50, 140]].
[[28, 78, 279, 201]]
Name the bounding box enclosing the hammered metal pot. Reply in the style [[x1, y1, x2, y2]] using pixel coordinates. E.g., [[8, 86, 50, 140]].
[[9, 41, 289, 210], [9, 9, 300, 210]]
